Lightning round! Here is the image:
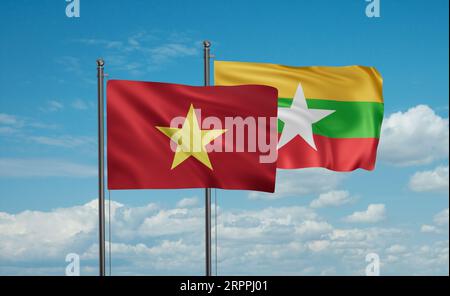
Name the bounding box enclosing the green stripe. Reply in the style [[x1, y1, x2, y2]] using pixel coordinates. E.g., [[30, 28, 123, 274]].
[[278, 98, 294, 108], [277, 98, 384, 138]]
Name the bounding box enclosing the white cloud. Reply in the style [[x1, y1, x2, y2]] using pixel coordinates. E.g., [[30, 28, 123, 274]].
[[434, 208, 449, 226], [83, 240, 203, 275], [30, 135, 95, 149], [249, 168, 346, 200], [176, 197, 199, 208], [76, 31, 200, 75], [409, 166, 449, 193], [55, 56, 95, 85], [0, 112, 92, 151], [56, 56, 82, 76], [219, 206, 319, 243], [76, 38, 123, 49], [386, 244, 407, 254], [379, 105, 449, 166], [0, 200, 98, 261], [40, 100, 64, 112], [310, 190, 354, 208], [0, 199, 448, 276], [138, 208, 204, 237], [71, 99, 91, 110], [307, 240, 331, 252], [0, 113, 57, 136], [343, 204, 386, 223], [0, 158, 96, 178], [403, 241, 450, 275], [0, 113, 23, 134], [421, 224, 441, 234], [149, 43, 198, 64], [0, 113, 21, 126], [420, 208, 449, 235], [295, 220, 333, 238]]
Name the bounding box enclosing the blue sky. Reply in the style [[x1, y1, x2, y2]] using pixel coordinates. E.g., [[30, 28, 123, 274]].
[[0, 0, 448, 275]]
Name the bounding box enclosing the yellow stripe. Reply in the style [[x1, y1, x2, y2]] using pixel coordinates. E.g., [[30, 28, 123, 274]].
[[214, 61, 383, 103]]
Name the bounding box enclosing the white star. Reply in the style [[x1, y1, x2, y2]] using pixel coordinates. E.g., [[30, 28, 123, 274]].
[[278, 83, 335, 150]]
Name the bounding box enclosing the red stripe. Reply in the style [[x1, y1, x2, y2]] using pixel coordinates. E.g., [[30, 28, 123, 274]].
[[277, 134, 379, 171]]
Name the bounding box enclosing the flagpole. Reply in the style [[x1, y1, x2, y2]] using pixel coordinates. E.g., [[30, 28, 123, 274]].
[[97, 58, 106, 277], [203, 40, 212, 277]]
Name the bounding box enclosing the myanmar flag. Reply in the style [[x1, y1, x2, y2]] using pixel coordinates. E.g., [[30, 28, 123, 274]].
[[107, 80, 278, 192], [214, 61, 384, 171]]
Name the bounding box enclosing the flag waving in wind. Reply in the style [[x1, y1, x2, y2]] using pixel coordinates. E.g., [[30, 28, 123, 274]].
[[107, 80, 278, 192], [215, 61, 384, 171]]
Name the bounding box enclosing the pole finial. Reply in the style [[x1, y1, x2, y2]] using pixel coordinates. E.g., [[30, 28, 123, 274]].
[[97, 58, 105, 67], [203, 40, 211, 48]]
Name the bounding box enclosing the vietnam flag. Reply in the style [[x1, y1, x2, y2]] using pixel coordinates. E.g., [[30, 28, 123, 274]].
[[214, 61, 384, 171], [107, 80, 278, 192]]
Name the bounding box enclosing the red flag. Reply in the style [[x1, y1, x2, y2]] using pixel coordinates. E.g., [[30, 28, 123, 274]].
[[107, 80, 278, 193]]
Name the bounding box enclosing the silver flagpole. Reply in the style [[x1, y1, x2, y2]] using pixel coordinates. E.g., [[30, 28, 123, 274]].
[[97, 58, 106, 276], [203, 41, 212, 277]]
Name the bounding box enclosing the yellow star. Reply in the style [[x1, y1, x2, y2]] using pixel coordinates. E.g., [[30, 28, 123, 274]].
[[156, 104, 227, 170]]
